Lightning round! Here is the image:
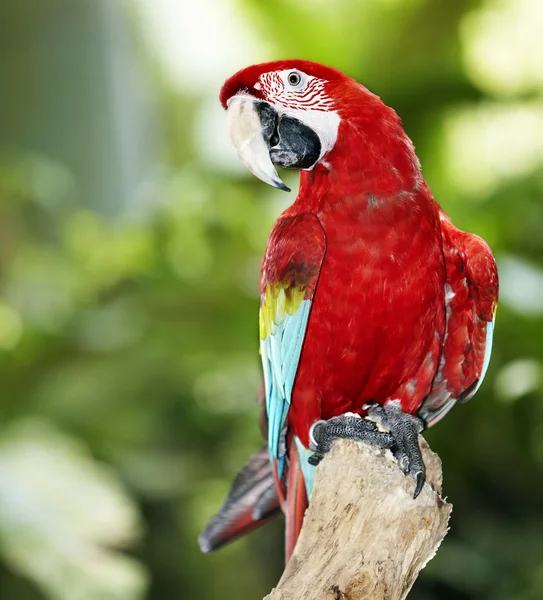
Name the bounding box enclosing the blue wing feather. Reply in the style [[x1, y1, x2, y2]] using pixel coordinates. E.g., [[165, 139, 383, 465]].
[[473, 316, 494, 396], [259, 213, 326, 484], [261, 299, 312, 477], [281, 300, 311, 398]]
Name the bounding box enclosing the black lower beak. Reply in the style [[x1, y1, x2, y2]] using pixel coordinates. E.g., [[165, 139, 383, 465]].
[[256, 102, 322, 171]]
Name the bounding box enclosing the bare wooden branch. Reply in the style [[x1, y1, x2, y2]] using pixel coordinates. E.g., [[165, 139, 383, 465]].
[[264, 438, 452, 600]]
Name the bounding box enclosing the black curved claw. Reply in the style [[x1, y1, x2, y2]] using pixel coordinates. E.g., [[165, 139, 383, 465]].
[[308, 414, 394, 467], [368, 403, 426, 499], [413, 470, 425, 499], [307, 451, 324, 467]]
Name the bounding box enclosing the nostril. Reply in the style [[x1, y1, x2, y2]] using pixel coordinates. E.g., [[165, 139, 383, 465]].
[[270, 132, 280, 147]]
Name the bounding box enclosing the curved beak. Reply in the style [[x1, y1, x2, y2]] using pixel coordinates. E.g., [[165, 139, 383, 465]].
[[226, 95, 291, 192]]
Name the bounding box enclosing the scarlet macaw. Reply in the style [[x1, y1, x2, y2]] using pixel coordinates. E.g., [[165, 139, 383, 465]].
[[199, 60, 498, 560]]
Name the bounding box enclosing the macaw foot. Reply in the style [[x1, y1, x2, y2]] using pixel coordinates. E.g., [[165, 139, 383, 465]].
[[308, 403, 426, 499], [366, 402, 426, 499], [308, 413, 394, 466]]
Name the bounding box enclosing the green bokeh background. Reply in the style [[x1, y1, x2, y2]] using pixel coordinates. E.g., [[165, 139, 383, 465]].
[[1, 1, 543, 599]]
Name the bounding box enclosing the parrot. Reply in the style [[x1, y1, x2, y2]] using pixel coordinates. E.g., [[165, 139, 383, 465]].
[[199, 60, 498, 561]]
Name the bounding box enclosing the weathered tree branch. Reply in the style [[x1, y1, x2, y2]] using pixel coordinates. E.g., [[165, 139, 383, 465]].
[[264, 437, 451, 600]]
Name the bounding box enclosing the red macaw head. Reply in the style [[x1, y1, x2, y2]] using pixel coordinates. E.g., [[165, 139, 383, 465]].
[[220, 60, 415, 193]]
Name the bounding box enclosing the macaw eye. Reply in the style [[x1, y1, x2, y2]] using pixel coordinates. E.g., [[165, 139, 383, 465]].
[[287, 71, 302, 87]]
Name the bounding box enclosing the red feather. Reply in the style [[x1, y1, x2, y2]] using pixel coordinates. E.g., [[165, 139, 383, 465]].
[[284, 438, 308, 561], [218, 60, 498, 559]]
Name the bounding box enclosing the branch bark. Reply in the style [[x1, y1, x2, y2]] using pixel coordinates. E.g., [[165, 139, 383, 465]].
[[264, 437, 452, 600]]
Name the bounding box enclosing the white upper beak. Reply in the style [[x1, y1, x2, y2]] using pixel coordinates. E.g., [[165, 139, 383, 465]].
[[226, 95, 290, 192]]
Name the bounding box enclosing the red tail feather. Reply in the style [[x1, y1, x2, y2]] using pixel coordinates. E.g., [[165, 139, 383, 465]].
[[284, 439, 308, 561], [199, 447, 281, 553]]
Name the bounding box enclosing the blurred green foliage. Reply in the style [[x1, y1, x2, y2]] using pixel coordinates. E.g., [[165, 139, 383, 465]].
[[0, 0, 542, 599]]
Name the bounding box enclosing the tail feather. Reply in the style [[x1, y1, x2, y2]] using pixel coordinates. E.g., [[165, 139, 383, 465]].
[[285, 439, 308, 561], [198, 447, 281, 553], [252, 481, 280, 520]]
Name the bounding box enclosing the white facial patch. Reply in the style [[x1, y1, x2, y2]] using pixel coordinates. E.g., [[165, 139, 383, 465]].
[[257, 69, 341, 164]]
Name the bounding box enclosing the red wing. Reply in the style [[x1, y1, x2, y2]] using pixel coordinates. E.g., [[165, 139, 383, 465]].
[[260, 213, 326, 472], [420, 211, 498, 427]]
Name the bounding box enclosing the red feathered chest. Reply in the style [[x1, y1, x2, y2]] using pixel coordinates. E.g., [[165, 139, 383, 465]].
[[267, 188, 446, 448]]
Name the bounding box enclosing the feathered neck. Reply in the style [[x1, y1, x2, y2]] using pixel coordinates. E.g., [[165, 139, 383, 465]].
[[298, 82, 423, 206]]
